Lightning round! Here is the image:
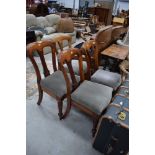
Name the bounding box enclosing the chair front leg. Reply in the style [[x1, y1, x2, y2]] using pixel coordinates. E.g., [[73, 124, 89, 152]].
[[57, 100, 63, 120], [62, 97, 72, 119], [37, 85, 43, 105]]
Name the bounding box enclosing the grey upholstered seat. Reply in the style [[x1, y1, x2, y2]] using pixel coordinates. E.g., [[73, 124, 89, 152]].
[[40, 70, 80, 97], [91, 69, 121, 90], [71, 80, 113, 115], [64, 60, 87, 75]]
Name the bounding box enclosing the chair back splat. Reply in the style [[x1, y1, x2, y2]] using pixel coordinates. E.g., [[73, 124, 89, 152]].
[[58, 48, 86, 90], [27, 40, 57, 83], [81, 40, 98, 72]]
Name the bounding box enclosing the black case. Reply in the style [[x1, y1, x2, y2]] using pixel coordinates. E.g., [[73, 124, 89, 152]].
[[93, 104, 129, 155]]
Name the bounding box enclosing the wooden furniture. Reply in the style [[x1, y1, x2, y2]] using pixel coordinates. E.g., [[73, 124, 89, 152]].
[[56, 12, 69, 18], [101, 44, 129, 72], [81, 40, 96, 72], [27, 40, 75, 120], [51, 34, 72, 52], [52, 34, 90, 79], [88, 7, 110, 25], [101, 44, 129, 60], [58, 48, 113, 136], [94, 25, 113, 66], [82, 40, 122, 91], [111, 26, 128, 43], [113, 17, 125, 26]]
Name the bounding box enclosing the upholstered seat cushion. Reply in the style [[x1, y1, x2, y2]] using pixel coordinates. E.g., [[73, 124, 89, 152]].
[[71, 80, 113, 115], [40, 70, 80, 97], [91, 69, 121, 90], [64, 60, 87, 75]]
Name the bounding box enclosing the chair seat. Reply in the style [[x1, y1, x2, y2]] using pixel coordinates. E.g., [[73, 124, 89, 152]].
[[64, 60, 87, 75], [40, 70, 80, 98], [71, 80, 113, 115], [91, 69, 121, 90]]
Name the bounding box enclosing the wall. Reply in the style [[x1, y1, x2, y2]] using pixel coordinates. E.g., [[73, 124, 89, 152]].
[[117, 1, 129, 11]]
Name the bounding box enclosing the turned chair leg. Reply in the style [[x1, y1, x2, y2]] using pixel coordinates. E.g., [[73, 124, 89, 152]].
[[57, 100, 63, 120], [37, 87, 43, 105]]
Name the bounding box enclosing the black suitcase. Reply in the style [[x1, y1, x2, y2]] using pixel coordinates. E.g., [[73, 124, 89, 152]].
[[93, 104, 129, 155]]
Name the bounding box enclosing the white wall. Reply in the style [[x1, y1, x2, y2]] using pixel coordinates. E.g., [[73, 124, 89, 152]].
[[117, 1, 129, 11]]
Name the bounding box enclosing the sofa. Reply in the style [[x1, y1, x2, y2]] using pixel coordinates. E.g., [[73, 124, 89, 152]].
[[26, 14, 76, 54]]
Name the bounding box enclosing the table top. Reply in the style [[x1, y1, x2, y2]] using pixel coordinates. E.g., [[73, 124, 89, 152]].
[[101, 44, 129, 60]]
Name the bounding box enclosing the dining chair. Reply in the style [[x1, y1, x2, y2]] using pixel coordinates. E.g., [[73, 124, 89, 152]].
[[27, 40, 80, 120], [51, 34, 72, 52], [53, 34, 89, 79], [58, 48, 113, 136], [82, 40, 122, 91]]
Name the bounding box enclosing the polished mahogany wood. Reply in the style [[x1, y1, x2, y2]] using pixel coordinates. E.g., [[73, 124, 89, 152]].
[[58, 48, 105, 136], [81, 39, 98, 72], [27, 40, 68, 120]]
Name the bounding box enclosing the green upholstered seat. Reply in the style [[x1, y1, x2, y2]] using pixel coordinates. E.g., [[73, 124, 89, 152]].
[[71, 80, 113, 115], [40, 70, 80, 97], [91, 69, 121, 90]]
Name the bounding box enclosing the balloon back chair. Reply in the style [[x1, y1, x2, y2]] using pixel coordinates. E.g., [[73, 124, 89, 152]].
[[27, 40, 78, 120], [51, 34, 72, 53], [82, 40, 122, 92], [58, 48, 113, 136], [52, 34, 90, 79]]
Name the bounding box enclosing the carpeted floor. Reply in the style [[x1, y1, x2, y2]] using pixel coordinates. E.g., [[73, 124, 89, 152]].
[[26, 39, 102, 155]]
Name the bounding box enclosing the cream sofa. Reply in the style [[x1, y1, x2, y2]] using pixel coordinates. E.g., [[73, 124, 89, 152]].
[[26, 14, 76, 54]]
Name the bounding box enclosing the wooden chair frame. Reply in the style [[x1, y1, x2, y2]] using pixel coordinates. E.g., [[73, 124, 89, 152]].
[[58, 48, 107, 136], [27, 40, 68, 119], [52, 34, 72, 52]]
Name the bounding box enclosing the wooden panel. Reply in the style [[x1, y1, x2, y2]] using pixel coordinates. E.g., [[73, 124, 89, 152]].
[[101, 44, 129, 60], [88, 7, 110, 25]]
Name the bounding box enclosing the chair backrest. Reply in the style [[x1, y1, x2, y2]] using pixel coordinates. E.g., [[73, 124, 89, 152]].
[[111, 26, 127, 43], [52, 34, 72, 52], [95, 25, 113, 52], [27, 40, 57, 84], [81, 40, 98, 71], [58, 48, 90, 91]]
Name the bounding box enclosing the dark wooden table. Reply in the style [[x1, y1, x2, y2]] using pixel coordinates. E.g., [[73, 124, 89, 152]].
[[101, 44, 129, 72]]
